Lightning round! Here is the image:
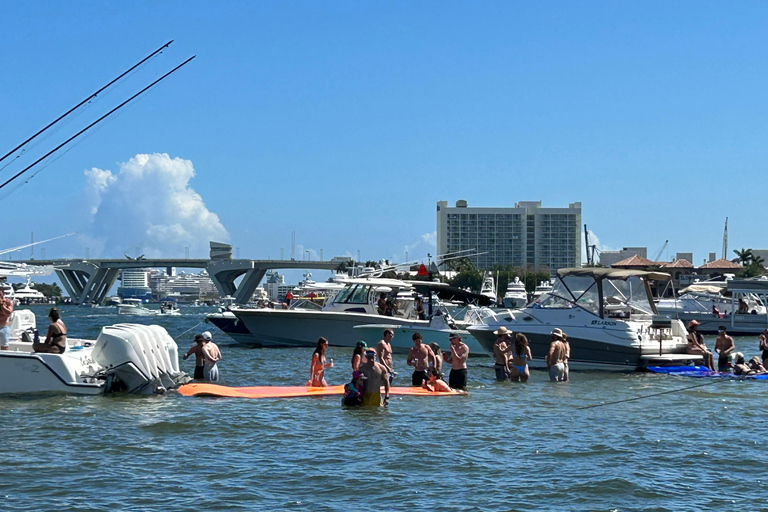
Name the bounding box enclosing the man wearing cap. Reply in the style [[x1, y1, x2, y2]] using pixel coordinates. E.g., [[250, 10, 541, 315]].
[[686, 320, 714, 371], [714, 325, 735, 372], [358, 349, 390, 406], [376, 329, 395, 383], [182, 334, 206, 380], [407, 332, 435, 386], [492, 326, 512, 380], [443, 333, 469, 389], [201, 331, 222, 381], [545, 328, 567, 382]]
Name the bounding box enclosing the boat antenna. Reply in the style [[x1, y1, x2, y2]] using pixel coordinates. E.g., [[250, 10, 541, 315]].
[[0, 55, 196, 192], [0, 40, 174, 166]]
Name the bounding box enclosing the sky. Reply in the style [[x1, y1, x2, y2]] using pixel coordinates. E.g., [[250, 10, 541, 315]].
[[2, 1, 768, 285]]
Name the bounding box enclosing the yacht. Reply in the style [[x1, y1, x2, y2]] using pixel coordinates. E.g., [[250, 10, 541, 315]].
[[0, 323, 189, 395], [480, 273, 497, 305], [467, 268, 694, 371], [531, 280, 554, 303], [117, 298, 155, 316], [501, 277, 528, 309], [13, 277, 47, 305]]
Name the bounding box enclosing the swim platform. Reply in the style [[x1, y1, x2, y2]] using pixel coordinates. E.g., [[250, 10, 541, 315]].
[[177, 383, 467, 398]]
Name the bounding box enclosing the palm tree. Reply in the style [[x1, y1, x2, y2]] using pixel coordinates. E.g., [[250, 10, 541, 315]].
[[733, 248, 754, 265]]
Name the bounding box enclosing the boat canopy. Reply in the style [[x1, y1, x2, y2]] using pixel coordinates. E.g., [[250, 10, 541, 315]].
[[680, 283, 727, 294], [407, 281, 494, 306], [727, 278, 768, 294], [557, 268, 672, 282]]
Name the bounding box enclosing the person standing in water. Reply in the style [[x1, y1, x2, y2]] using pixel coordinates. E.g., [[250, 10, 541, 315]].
[[358, 348, 390, 406], [183, 334, 206, 380], [376, 329, 395, 382], [443, 333, 469, 390], [407, 332, 435, 386], [492, 326, 512, 380], [714, 325, 735, 372], [308, 337, 333, 387], [201, 331, 222, 382], [509, 333, 532, 383]]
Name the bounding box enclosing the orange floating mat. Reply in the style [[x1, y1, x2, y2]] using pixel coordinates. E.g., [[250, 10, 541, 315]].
[[177, 383, 466, 399]]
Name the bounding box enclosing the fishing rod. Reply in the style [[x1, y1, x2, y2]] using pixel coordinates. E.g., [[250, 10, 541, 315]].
[[0, 55, 196, 192], [0, 40, 174, 166]]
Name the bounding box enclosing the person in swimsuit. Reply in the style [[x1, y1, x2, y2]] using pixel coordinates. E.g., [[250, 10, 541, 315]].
[[308, 337, 333, 387], [428, 342, 443, 378], [376, 329, 396, 383], [342, 370, 367, 406], [561, 332, 571, 381], [183, 334, 206, 380], [201, 331, 222, 382], [33, 308, 67, 354], [415, 296, 426, 320], [358, 349, 390, 406], [546, 328, 567, 382], [686, 320, 715, 371], [421, 368, 452, 392], [351, 341, 367, 371], [0, 288, 13, 351], [714, 325, 735, 372], [759, 329, 768, 367], [492, 327, 511, 380], [509, 333, 532, 383], [407, 332, 435, 386], [443, 333, 469, 390]]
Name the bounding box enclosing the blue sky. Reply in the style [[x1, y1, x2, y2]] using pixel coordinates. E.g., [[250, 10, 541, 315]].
[[2, 1, 767, 284]]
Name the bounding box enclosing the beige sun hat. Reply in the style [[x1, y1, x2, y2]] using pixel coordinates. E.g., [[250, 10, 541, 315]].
[[493, 326, 511, 336]]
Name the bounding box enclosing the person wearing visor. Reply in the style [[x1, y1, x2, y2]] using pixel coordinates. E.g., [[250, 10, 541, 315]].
[[714, 325, 735, 372]]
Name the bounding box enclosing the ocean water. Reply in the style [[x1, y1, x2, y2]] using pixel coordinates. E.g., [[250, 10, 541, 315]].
[[2, 305, 767, 511]]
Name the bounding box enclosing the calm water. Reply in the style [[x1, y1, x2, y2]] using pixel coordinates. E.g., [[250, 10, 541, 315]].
[[2, 305, 767, 511]]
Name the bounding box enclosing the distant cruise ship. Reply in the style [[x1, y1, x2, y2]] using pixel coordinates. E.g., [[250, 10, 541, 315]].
[[117, 268, 152, 301]]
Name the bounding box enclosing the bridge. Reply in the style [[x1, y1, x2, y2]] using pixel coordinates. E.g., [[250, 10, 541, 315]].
[[17, 243, 350, 305]]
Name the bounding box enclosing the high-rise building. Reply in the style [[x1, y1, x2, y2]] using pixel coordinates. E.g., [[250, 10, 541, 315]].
[[436, 200, 581, 273]]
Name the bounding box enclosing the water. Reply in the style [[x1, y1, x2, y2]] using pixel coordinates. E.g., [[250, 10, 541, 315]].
[[2, 305, 767, 511]]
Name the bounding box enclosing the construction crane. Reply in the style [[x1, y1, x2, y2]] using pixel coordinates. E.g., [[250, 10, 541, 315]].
[[722, 217, 728, 260], [653, 240, 668, 262]]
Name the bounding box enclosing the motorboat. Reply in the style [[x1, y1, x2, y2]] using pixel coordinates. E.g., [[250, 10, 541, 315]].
[[501, 277, 528, 309], [159, 298, 181, 315], [480, 273, 497, 305], [117, 298, 155, 316], [106, 296, 122, 306], [0, 323, 189, 395], [658, 278, 768, 334], [467, 268, 695, 371], [13, 277, 47, 305]]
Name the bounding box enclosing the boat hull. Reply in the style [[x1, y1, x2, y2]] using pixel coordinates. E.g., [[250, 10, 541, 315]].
[[665, 312, 768, 334], [0, 352, 103, 395]]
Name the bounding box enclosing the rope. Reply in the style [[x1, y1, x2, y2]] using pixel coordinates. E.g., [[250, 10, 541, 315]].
[[578, 379, 722, 410], [174, 321, 206, 341]]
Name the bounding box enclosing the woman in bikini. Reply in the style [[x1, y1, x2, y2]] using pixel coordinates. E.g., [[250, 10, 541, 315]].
[[308, 337, 333, 387], [33, 307, 67, 354], [351, 341, 367, 371], [509, 333, 532, 383]]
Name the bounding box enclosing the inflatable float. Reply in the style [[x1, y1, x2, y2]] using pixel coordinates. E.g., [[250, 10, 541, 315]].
[[646, 366, 768, 380], [177, 383, 467, 399]]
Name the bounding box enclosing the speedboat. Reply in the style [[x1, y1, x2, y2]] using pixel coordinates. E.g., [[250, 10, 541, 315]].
[[159, 298, 181, 315], [467, 268, 694, 371], [501, 277, 528, 309], [0, 323, 189, 395], [117, 298, 155, 315]]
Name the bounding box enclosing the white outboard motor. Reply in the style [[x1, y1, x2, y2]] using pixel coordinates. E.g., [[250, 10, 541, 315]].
[[92, 324, 191, 394]]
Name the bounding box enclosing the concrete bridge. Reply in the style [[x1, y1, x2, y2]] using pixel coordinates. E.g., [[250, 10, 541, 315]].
[[18, 243, 349, 305]]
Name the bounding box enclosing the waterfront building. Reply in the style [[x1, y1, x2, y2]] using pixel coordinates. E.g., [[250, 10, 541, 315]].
[[599, 247, 648, 267], [436, 200, 581, 273], [264, 270, 294, 302], [117, 269, 152, 301]]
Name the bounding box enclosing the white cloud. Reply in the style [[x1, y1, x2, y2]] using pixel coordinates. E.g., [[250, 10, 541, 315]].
[[396, 231, 437, 263], [83, 153, 228, 258], [583, 229, 616, 264]]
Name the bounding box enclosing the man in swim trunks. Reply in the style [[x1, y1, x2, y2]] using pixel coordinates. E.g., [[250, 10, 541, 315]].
[[358, 349, 390, 406], [0, 288, 14, 351], [201, 331, 222, 382], [376, 328, 395, 383], [546, 328, 567, 382], [714, 325, 735, 372], [407, 332, 435, 386], [183, 334, 207, 380], [443, 333, 469, 390], [492, 326, 511, 380]]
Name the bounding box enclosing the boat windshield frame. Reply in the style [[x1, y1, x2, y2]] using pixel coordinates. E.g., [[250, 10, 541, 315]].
[[537, 273, 657, 318]]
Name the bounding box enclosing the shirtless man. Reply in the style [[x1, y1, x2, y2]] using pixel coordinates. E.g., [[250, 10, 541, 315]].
[[492, 326, 511, 380], [443, 333, 469, 390], [0, 288, 14, 351], [686, 320, 715, 371], [407, 332, 435, 386], [546, 328, 567, 382], [182, 334, 206, 380], [714, 325, 735, 372], [358, 349, 390, 406], [376, 329, 395, 383], [201, 331, 222, 382]]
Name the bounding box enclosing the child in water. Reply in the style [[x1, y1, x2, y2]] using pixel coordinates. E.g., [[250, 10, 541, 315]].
[[342, 371, 367, 406]]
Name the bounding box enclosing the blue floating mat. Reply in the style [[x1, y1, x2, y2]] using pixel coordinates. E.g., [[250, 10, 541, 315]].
[[646, 366, 768, 380]]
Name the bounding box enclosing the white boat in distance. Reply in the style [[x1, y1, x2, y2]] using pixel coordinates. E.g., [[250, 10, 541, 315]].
[[501, 277, 528, 309], [467, 268, 696, 371], [117, 298, 155, 316]]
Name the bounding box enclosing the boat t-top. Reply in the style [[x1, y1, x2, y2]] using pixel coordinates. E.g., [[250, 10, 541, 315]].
[[467, 268, 694, 371]]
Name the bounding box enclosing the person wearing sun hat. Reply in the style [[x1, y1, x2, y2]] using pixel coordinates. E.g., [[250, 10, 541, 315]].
[[492, 326, 512, 380], [686, 319, 715, 371], [546, 328, 567, 382]]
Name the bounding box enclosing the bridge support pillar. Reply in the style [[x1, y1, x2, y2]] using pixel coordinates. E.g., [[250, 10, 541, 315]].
[[208, 260, 266, 304]]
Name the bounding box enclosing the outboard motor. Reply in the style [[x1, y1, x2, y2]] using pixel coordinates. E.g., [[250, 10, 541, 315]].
[[92, 324, 191, 394]]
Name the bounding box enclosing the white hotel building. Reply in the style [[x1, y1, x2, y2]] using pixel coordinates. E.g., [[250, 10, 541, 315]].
[[436, 200, 582, 273]]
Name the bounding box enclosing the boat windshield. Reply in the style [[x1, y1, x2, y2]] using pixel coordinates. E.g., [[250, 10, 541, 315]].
[[333, 284, 372, 305], [538, 275, 654, 317], [602, 276, 654, 316]]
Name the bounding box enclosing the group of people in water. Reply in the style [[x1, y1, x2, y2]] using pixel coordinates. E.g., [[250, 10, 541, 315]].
[[492, 326, 570, 382], [686, 320, 768, 375], [182, 331, 223, 381]]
